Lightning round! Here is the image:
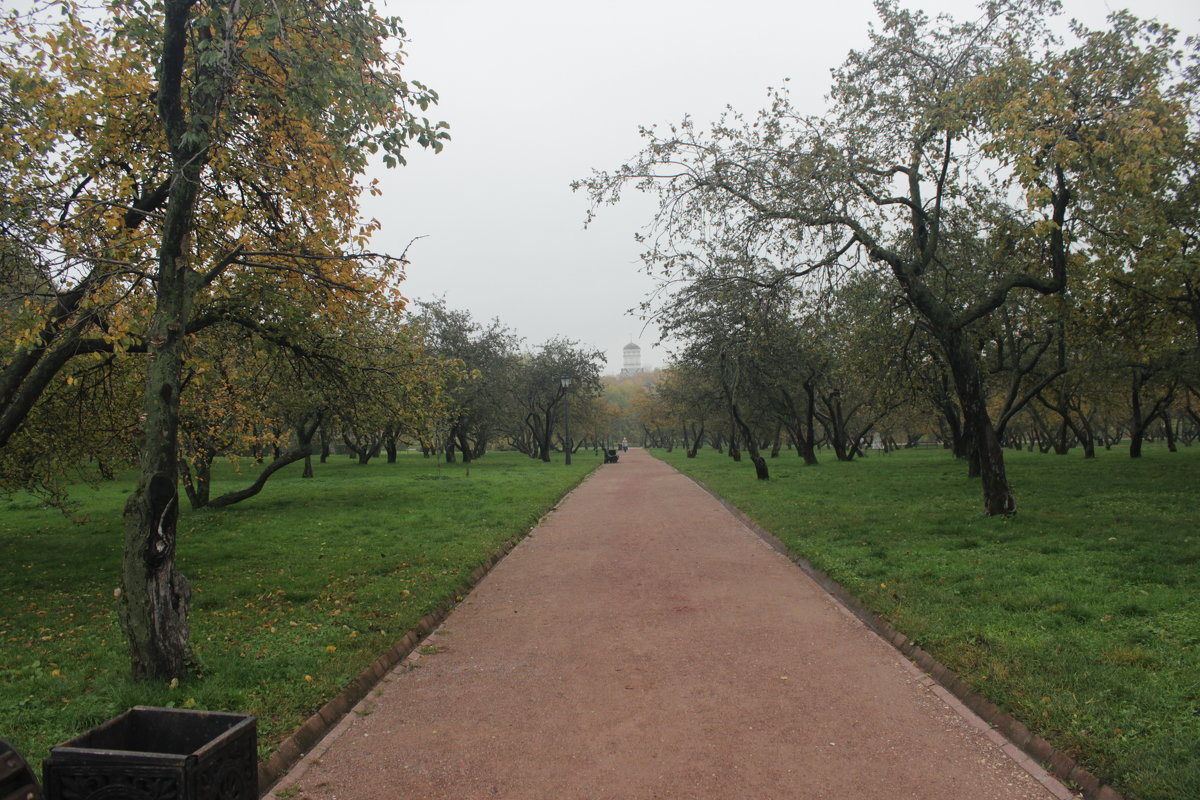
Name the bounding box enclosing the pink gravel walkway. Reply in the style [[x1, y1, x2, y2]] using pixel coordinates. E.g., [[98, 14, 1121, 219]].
[[270, 448, 1072, 800]]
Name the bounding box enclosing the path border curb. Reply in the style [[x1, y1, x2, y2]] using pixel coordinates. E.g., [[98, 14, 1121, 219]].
[[255, 471, 595, 797], [684, 471, 1122, 800]]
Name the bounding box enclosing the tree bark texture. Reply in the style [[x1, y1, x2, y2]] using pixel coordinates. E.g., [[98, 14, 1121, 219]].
[[118, 0, 220, 680], [943, 333, 1015, 515], [119, 219, 199, 680], [685, 421, 704, 458], [539, 412, 553, 462], [800, 381, 819, 465]]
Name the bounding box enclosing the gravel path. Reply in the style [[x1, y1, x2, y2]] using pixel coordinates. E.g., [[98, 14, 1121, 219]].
[[270, 448, 1068, 799]]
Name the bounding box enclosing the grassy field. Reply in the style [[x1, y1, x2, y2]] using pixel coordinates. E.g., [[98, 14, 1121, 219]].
[[0, 450, 597, 764], [657, 445, 1199, 800]]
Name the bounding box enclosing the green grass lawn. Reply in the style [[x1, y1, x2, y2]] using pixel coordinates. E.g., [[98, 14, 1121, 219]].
[[0, 450, 597, 763], [657, 444, 1199, 800]]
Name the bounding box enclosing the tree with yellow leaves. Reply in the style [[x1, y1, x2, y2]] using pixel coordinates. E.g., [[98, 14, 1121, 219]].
[[1, 0, 447, 680]]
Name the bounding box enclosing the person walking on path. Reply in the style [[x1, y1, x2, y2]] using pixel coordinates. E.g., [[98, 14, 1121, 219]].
[[273, 449, 1068, 800]]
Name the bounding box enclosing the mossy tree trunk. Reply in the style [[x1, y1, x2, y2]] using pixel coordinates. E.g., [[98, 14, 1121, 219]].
[[117, 0, 219, 681], [119, 243, 200, 679]]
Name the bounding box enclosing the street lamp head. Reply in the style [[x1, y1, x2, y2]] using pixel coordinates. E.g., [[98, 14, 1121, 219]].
[[561, 375, 571, 388]]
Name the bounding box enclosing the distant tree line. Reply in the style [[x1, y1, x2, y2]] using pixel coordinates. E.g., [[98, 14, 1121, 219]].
[[411, 299, 607, 463], [629, 268, 1198, 463], [0, 292, 609, 503]]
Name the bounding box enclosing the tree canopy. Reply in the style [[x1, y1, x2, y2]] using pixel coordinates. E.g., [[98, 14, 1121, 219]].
[[578, 0, 1197, 514], [1, 0, 450, 680]]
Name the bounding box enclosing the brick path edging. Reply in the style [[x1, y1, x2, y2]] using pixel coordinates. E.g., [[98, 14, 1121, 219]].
[[686, 474, 1124, 800], [254, 487, 578, 797]]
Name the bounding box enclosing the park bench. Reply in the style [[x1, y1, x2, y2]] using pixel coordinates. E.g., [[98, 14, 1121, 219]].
[[0, 738, 42, 800], [604, 448, 619, 463]]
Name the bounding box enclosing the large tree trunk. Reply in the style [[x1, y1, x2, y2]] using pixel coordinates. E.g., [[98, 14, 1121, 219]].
[[117, 0, 237, 679], [1129, 373, 1152, 459], [797, 381, 819, 465], [456, 429, 473, 464], [1077, 425, 1096, 459], [539, 412, 553, 462], [727, 401, 768, 480], [686, 421, 704, 457], [733, 407, 768, 480], [936, 396, 967, 460], [1052, 414, 1071, 454], [769, 377, 815, 461], [118, 212, 198, 682], [1041, 391, 1096, 459], [1163, 413, 1177, 453], [342, 431, 380, 464], [818, 392, 854, 462], [1066, 404, 1096, 459], [944, 332, 1014, 515]]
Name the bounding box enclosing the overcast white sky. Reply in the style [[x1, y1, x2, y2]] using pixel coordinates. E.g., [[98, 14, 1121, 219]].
[[367, 0, 1199, 375]]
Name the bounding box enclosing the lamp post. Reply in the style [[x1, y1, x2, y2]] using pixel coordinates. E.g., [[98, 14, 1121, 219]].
[[561, 375, 572, 466]]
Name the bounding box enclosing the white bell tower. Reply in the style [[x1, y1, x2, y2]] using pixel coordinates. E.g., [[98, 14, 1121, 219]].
[[620, 341, 642, 377]]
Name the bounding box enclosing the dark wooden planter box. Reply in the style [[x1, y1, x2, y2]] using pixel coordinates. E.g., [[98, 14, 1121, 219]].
[[42, 707, 256, 800], [1, 737, 44, 800]]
